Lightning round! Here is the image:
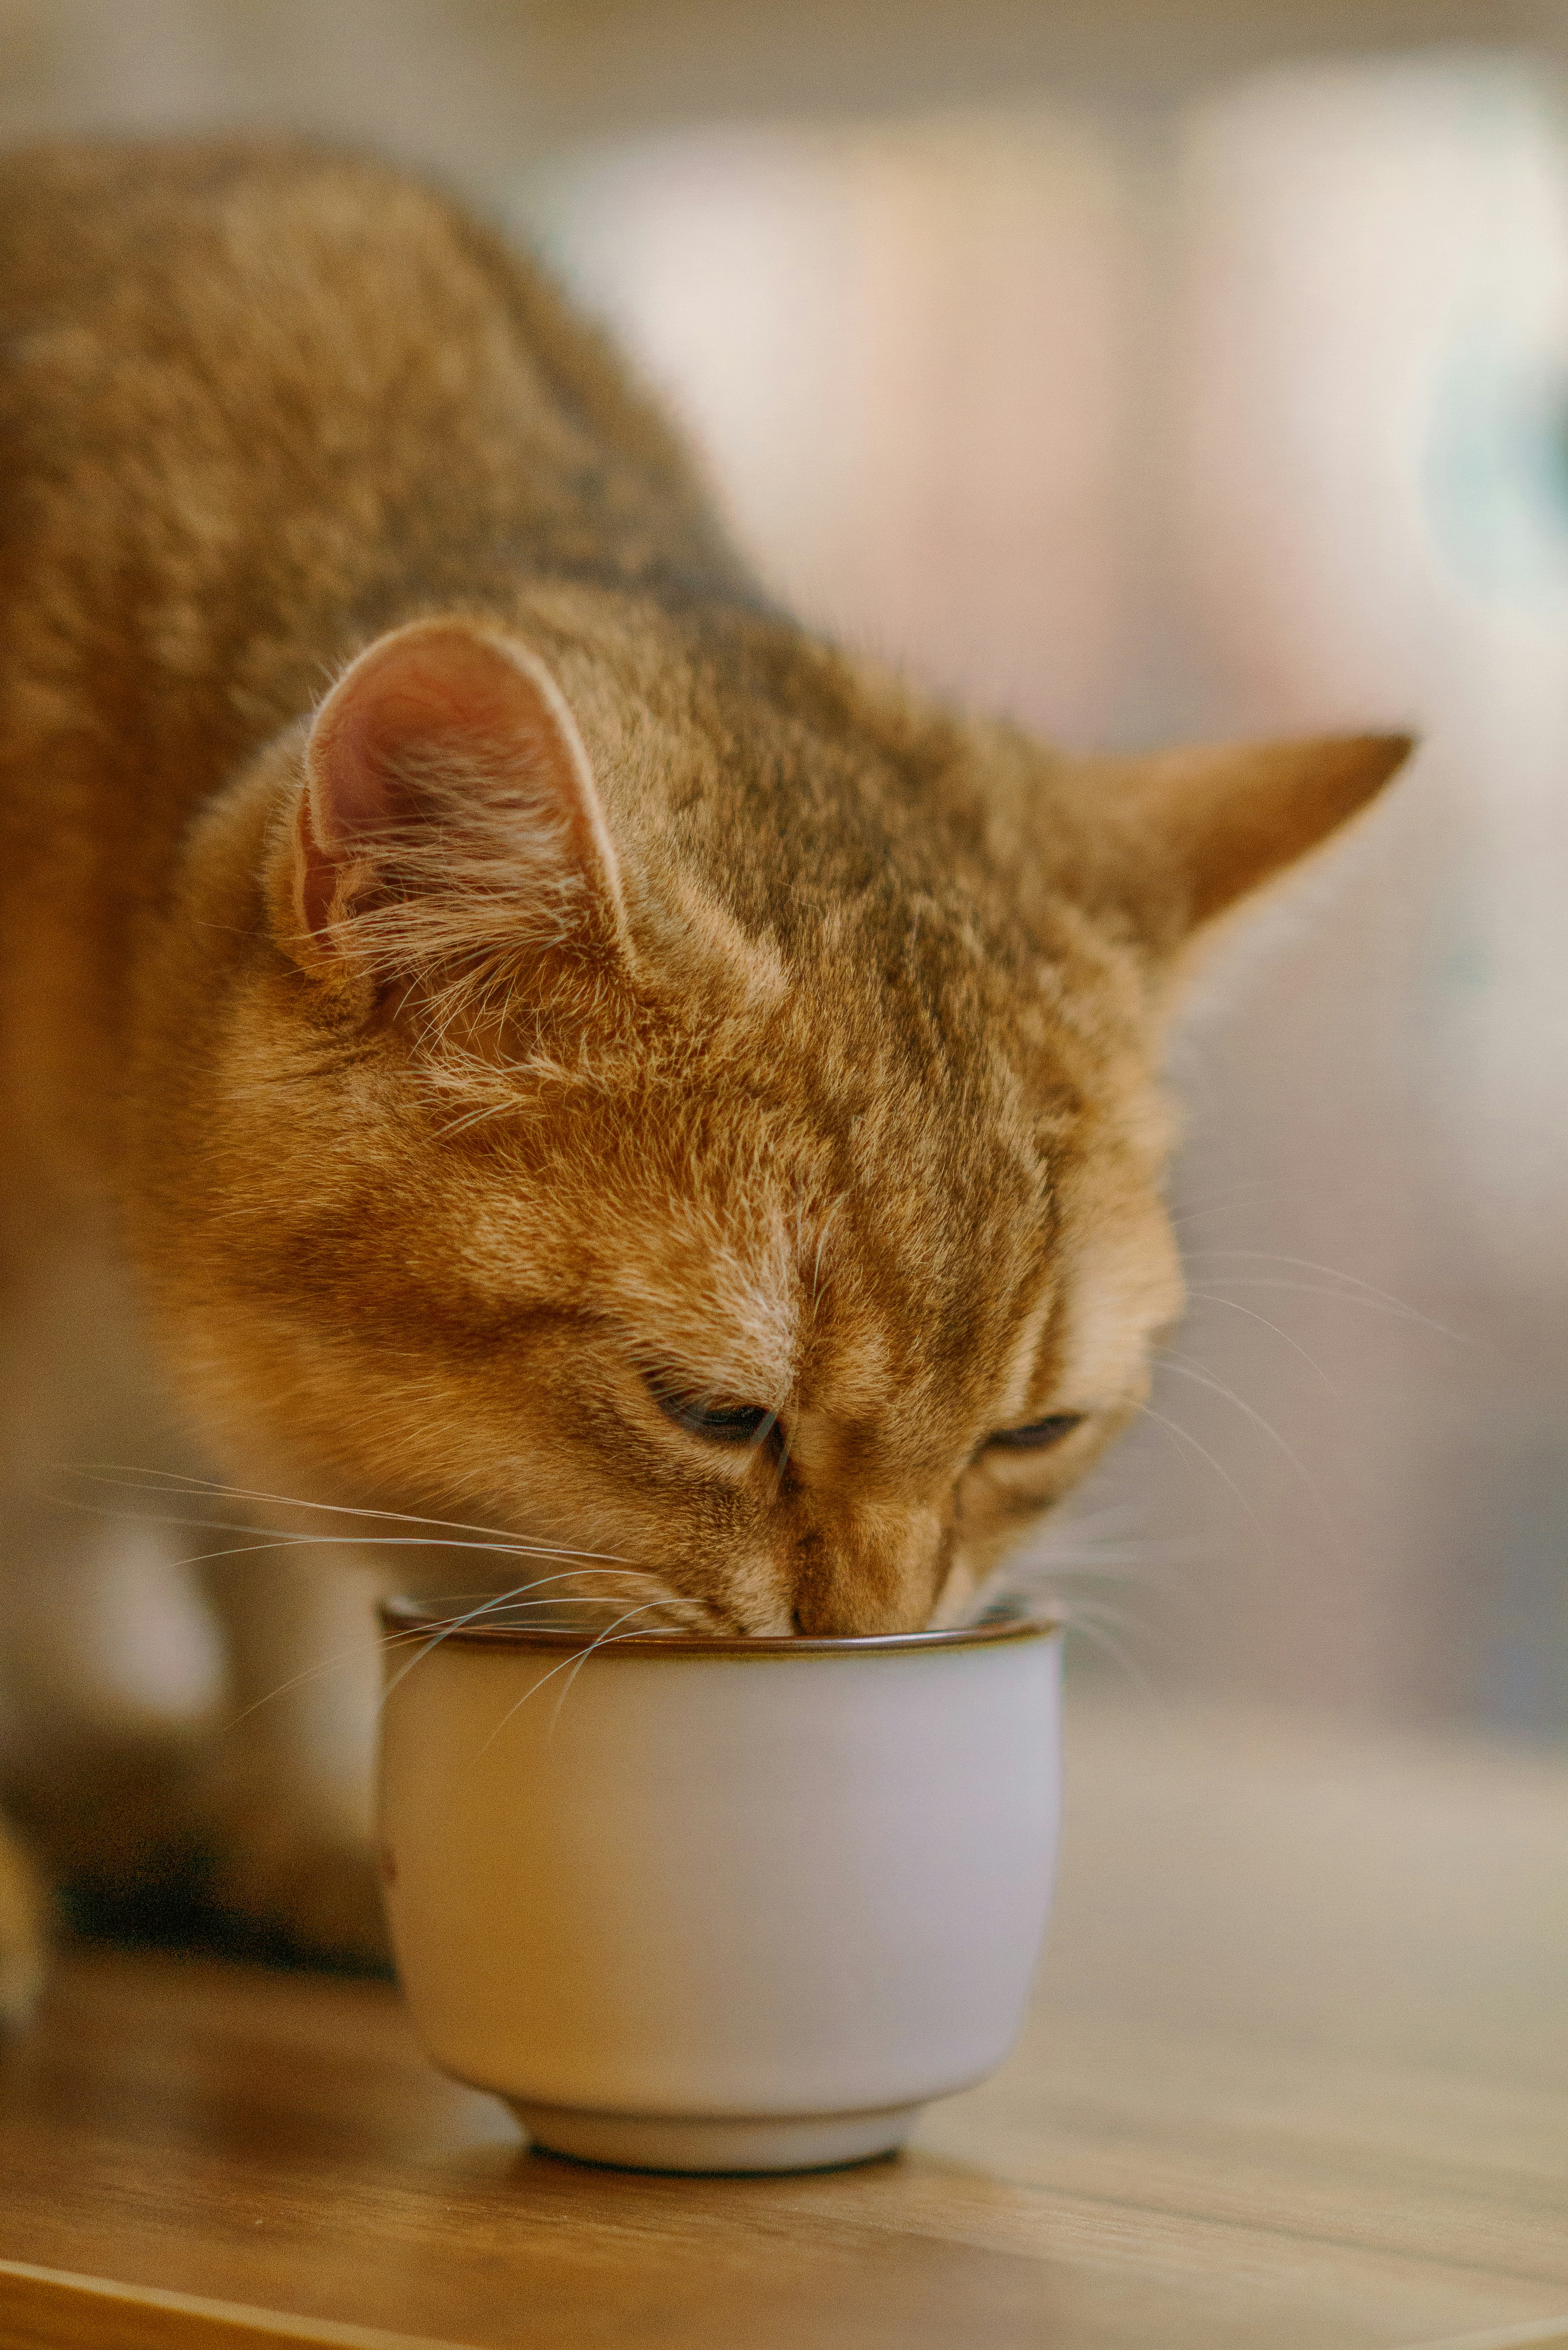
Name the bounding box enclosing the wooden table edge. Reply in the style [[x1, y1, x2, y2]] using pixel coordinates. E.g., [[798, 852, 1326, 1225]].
[[5, 2258, 1563, 2350], [0, 2259, 478, 2350]]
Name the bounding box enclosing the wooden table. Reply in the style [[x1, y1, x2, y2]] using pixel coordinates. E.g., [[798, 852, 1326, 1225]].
[[1, 1697, 1564, 2349]]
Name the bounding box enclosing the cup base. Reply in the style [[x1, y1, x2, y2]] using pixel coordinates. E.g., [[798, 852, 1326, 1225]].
[[510, 2099, 922, 2174]]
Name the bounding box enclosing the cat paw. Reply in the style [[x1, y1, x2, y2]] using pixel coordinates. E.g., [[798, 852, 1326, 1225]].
[[0, 1814, 47, 2027]]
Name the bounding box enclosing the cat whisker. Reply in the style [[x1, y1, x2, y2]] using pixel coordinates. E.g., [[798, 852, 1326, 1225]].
[[1166, 1176, 1317, 1231], [63, 1463, 624, 1560], [1158, 1355, 1343, 1561], [1187, 1277, 1478, 1350], [544, 1598, 694, 1737], [998, 1557, 1197, 1592], [1136, 1402, 1266, 1534], [1049, 1596, 1156, 1642], [468, 1598, 692, 1755], [226, 1578, 673, 1730], [1180, 1290, 1340, 1393], [47, 1496, 640, 1578], [1182, 1254, 1469, 1343], [1051, 1607, 1162, 1698], [1018, 1500, 1153, 1546], [972, 1544, 1206, 1636], [380, 1578, 687, 1718], [993, 1531, 1202, 1576]]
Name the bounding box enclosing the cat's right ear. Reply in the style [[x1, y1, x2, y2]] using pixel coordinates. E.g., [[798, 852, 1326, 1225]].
[[1051, 730, 1413, 976], [271, 617, 628, 999]]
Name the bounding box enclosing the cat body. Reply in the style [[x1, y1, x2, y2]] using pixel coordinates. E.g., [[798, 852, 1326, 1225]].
[[0, 137, 1407, 2010]]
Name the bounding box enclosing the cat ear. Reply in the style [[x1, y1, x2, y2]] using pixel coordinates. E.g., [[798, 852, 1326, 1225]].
[[1055, 731, 1413, 960], [281, 617, 626, 984]]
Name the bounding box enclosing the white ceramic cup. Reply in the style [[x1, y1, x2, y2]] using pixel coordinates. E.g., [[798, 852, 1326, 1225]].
[[377, 1598, 1063, 2173]]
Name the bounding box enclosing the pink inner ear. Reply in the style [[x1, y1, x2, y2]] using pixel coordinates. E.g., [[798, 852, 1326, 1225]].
[[309, 632, 529, 846], [296, 619, 622, 950]]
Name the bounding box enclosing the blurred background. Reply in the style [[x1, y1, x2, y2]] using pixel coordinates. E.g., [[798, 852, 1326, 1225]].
[[4, 0, 1565, 1745]]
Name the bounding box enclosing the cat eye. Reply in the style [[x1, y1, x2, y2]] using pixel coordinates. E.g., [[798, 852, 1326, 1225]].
[[651, 1384, 778, 1449], [986, 1413, 1084, 1452]]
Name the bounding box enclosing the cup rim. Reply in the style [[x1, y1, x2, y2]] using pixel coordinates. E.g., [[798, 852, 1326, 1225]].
[[379, 1593, 1061, 1658]]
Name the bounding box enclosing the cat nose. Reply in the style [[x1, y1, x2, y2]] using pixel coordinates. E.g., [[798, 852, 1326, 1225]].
[[789, 1504, 950, 1637]]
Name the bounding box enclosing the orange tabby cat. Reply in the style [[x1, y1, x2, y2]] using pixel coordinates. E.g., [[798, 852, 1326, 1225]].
[[0, 136, 1408, 2013]]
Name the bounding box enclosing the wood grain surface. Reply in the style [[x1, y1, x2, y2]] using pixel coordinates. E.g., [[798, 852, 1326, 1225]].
[[0, 1698, 1563, 2349]]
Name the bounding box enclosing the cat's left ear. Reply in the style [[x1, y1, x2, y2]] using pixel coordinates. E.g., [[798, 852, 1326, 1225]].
[[273, 616, 627, 991], [1054, 730, 1414, 965]]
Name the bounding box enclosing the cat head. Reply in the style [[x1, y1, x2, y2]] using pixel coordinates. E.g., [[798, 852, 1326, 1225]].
[[143, 602, 1409, 1634]]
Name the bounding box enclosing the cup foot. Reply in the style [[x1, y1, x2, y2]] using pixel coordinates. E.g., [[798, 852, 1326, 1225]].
[[510, 2099, 922, 2174]]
